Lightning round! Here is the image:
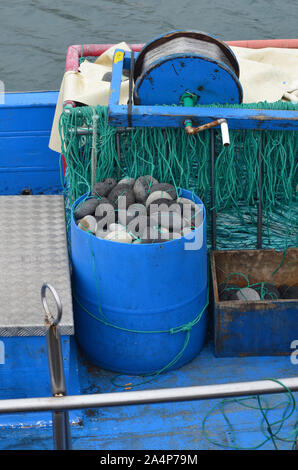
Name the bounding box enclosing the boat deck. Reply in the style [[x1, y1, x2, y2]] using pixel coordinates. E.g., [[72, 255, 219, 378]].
[[0, 340, 297, 450], [0, 92, 297, 451]]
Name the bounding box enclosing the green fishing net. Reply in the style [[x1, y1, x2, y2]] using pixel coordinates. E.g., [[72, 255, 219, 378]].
[[59, 101, 297, 250]]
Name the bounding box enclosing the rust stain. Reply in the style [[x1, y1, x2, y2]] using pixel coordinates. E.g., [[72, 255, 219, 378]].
[[148, 76, 154, 86], [85, 408, 98, 417], [253, 113, 298, 122], [211, 248, 298, 287], [238, 351, 290, 357], [216, 300, 280, 312], [212, 248, 298, 356]]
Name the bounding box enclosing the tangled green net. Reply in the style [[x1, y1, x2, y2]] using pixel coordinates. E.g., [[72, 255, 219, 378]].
[[59, 101, 297, 250]]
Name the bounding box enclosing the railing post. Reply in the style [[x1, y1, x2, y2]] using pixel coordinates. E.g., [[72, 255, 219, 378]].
[[42, 283, 72, 450]]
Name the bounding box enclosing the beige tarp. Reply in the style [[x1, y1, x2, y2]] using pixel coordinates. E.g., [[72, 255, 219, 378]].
[[233, 46, 298, 103], [49, 42, 132, 153], [49, 43, 298, 154]]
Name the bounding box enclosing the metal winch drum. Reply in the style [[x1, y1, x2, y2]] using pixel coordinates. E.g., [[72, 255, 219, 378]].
[[133, 30, 243, 105]]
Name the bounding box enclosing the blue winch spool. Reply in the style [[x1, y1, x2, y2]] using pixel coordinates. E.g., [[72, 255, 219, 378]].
[[133, 30, 243, 105]]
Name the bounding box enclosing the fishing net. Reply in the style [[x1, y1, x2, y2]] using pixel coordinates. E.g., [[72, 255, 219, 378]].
[[59, 101, 297, 250], [58, 101, 298, 450]]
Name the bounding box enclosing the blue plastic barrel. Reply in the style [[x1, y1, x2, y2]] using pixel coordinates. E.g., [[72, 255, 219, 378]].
[[71, 189, 208, 374]]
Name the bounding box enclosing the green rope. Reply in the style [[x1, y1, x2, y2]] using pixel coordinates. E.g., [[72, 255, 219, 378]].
[[59, 100, 297, 445], [219, 271, 288, 300], [59, 101, 298, 251], [72, 233, 208, 388], [202, 378, 297, 450], [79, 45, 84, 65]]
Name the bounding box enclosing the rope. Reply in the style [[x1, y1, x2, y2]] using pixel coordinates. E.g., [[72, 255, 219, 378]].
[[202, 378, 297, 450], [138, 36, 237, 77], [219, 272, 281, 300], [59, 101, 298, 251], [73, 233, 208, 388], [58, 101, 298, 446]]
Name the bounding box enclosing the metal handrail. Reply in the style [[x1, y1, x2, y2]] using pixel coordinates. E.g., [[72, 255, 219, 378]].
[[42, 284, 72, 450], [2, 288, 295, 450], [0, 376, 297, 414], [1, 283, 297, 450]]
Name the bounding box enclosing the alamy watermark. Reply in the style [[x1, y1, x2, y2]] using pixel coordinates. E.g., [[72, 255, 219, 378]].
[[79, 197, 204, 250], [0, 341, 4, 365], [0, 80, 4, 105], [290, 340, 298, 365]]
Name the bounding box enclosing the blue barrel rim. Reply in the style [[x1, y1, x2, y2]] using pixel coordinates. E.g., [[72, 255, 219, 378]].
[[71, 188, 206, 247]]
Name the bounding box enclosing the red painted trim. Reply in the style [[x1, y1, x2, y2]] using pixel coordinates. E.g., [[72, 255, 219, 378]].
[[227, 38, 298, 49], [62, 155, 67, 176], [65, 39, 298, 72], [65, 44, 143, 72]]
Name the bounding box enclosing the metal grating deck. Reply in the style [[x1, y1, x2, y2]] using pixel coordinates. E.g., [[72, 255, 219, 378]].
[[0, 195, 73, 336]]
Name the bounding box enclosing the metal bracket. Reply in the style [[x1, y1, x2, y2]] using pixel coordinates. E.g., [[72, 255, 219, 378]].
[[42, 283, 72, 450]]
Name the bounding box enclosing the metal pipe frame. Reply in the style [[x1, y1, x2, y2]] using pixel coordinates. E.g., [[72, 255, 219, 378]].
[[210, 129, 216, 250], [42, 283, 72, 450], [257, 132, 263, 249], [0, 376, 297, 415]]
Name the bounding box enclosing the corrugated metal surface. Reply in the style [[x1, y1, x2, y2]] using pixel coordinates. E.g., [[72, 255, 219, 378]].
[[0, 195, 73, 336]]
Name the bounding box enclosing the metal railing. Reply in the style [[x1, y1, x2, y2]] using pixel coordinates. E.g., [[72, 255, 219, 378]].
[[0, 283, 296, 450]]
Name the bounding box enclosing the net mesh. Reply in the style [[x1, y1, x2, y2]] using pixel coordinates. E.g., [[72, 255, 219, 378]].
[[59, 101, 297, 250]]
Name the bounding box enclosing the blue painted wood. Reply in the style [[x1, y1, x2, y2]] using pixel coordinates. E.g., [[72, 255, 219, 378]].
[[109, 49, 126, 107], [0, 343, 297, 449], [0, 336, 81, 428], [0, 92, 62, 195], [211, 249, 298, 357], [108, 51, 298, 131], [2, 91, 59, 107], [214, 302, 298, 357], [109, 103, 298, 131]]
